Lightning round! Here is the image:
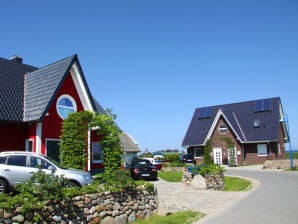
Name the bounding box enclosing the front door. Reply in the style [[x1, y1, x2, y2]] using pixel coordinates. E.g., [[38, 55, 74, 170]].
[[228, 147, 237, 166], [213, 147, 222, 165]]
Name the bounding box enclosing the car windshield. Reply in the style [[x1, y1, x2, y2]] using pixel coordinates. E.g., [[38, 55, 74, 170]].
[[137, 160, 151, 166], [44, 156, 68, 169]]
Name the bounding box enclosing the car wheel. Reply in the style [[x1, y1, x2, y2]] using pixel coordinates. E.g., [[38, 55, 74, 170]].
[[0, 179, 8, 193], [65, 180, 80, 188]]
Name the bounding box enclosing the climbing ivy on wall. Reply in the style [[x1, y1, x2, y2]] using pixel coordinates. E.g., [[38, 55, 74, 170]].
[[203, 139, 213, 165], [60, 111, 94, 170], [221, 137, 237, 167], [60, 110, 123, 173], [91, 110, 122, 175], [220, 137, 235, 149]]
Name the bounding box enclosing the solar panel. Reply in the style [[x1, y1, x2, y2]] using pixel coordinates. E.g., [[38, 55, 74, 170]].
[[263, 99, 271, 111], [198, 107, 213, 119], [255, 100, 263, 112], [255, 99, 271, 112]]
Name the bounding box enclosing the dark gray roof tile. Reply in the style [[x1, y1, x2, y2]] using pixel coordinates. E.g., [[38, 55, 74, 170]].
[[23, 55, 76, 121], [1, 55, 106, 123], [0, 57, 37, 122]]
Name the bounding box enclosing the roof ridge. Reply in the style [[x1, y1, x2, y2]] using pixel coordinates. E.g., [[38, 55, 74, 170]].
[[197, 97, 280, 109], [32, 54, 77, 71], [0, 57, 38, 70]]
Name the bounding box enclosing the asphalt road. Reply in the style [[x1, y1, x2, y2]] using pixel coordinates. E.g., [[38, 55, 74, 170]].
[[200, 169, 298, 224]]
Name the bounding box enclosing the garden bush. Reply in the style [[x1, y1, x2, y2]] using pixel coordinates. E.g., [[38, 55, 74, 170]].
[[0, 168, 141, 213], [192, 164, 224, 177], [164, 153, 180, 162]]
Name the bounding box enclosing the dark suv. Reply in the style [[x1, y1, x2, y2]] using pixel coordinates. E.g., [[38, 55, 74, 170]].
[[179, 154, 194, 163], [129, 158, 157, 180]]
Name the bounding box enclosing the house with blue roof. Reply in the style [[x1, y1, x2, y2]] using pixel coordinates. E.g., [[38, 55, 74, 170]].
[[182, 97, 289, 165], [0, 54, 129, 172]]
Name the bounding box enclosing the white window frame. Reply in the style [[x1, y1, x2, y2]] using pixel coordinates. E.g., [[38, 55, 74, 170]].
[[92, 142, 104, 163], [56, 94, 77, 120], [219, 123, 228, 134], [257, 144, 268, 157], [45, 138, 61, 162], [25, 139, 34, 152], [194, 147, 203, 158]]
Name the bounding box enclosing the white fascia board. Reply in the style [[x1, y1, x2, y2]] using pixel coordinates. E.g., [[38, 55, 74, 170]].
[[203, 109, 243, 145], [182, 144, 204, 148], [70, 62, 94, 111], [279, 102, 289, 141], [244, 140, 278, 144]]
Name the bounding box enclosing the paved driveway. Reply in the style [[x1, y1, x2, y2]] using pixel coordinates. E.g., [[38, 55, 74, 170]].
[[154, 166, 298, 224], [200, 168, 298, 224]]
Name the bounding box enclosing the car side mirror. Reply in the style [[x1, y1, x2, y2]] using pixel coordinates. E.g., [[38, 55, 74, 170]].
[[48, 165, 56, 173]]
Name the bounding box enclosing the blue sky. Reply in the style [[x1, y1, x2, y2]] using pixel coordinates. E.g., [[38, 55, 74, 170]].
[[1, 1, 298, 152]]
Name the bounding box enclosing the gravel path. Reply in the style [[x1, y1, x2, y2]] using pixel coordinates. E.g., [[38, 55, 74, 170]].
[[153, 166, 261, 223]]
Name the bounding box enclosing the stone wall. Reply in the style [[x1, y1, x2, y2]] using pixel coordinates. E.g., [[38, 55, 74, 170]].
[[263, 159, 298, 170], [0, 186, 158, 224], [205, 171, 225, 190], [163, 166, 224, 190]]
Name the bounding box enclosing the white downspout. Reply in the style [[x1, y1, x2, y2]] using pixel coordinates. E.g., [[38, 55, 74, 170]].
[[36, 122, 42, 154], [87, 129, 91, 171]]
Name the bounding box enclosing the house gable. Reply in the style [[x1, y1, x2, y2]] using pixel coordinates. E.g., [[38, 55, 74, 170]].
[[40, 71, 85, 155], [23, 55, 76, 122], [70, 62, 93, 111], [182, 97, 286, 148], [204, 109, 243, 145]]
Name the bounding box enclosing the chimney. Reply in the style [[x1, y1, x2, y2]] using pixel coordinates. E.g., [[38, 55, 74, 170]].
[[10, 55, 23, 64]]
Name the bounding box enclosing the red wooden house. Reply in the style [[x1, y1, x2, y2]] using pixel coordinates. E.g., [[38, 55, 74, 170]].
[[0, 55, 106, 172]]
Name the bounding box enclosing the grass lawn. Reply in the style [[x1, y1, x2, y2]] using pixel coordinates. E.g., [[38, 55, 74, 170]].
[[286, 151, 298, 159], [158, 170, 252, 191], [146, 171, 251, 224], [130, 210, 205, 224], [158, 171, 183, 182], [224, 176, 252, 191]]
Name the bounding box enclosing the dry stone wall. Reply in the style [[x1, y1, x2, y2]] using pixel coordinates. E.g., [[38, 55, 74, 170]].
[[263, 159, 298, 170], [0, 186, 158, 224], [163, 166, 224, 190]]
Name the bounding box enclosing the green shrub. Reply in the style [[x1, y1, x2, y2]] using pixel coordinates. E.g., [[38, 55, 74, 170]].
[[170, 161, 181, 167], [203, 139, 213, 164], [0, 168, 70, 212], [16, 168, 70, 201], [0, 168, 146, 213], [98, 169, 136, 192], [164, 153, 180, 162], [192, 164, 224, 177]]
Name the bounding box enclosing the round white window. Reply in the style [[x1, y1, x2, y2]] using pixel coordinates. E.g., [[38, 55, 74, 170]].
[[219, 123, 228, 134], [56, 95, 77, 119]]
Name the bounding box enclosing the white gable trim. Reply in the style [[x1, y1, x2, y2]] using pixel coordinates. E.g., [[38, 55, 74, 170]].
[[70, 62, 94, 111], [232, 112, 247, 142], [204, 109, 243, 145], [279, 102, 289, 142]]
